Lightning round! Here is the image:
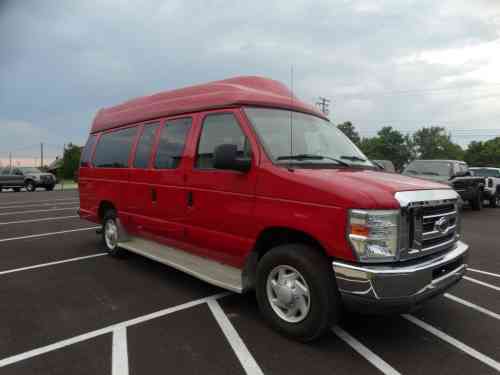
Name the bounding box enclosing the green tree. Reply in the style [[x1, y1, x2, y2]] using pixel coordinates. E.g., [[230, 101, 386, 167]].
[[61, 143, 82, 180], [358, 127, 413, 171], [337, 121, 361, 145], [464, 137, 500, 166], [412, 126, 464, 160]]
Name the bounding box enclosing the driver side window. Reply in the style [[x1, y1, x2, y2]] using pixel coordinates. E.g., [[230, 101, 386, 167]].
[[195, 113, 251, 169]]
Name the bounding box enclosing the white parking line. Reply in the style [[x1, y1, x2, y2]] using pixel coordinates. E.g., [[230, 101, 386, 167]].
[[112, 327, 129, 375], [0, 292, 229, 368], [0, 201, 78, 210], [468, 268, 500, 279], [0, 226, 100, 243], [0, 198, 78, 207], [0, 253, 107, 276], [0, 215, 78, 226], [0, 207, 78, 216], [403, 314, 500, 372], [445, 293, 500, 321], [208, 300, 264, 375], [464, 276, 500, 292], [332, 326, 401, 375]]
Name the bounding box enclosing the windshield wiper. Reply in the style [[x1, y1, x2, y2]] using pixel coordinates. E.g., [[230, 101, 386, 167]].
[[276, 154, 350, 167], [340, 155, 366, 162]]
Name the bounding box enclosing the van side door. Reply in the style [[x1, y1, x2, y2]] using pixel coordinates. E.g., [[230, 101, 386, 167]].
[[127, 122, 160, 235], [140, 117, 193, 243], [184, 109, 260, 267]]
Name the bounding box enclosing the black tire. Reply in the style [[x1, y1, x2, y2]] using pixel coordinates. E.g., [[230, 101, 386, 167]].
[[45, 185, 54, 191], [101, 209, 124, 256], [25, 180, 36, 192], [256, 244, 341, 342], [13, 187, 21, 192], [0, 186, 2, 192], [470, 189, 483, 211], [490, 194, 500, 208]]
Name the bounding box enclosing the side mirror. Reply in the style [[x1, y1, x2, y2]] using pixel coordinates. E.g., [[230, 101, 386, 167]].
[[214, 144, 251, 173]]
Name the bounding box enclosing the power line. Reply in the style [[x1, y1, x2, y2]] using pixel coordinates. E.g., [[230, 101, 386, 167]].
[[331, 83, 500, 99]]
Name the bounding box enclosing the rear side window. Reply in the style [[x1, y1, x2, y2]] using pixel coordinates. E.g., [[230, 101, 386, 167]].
[[195, 113, 250, 169], [93, 127, 137, 168], [80, 134, 98, 167], [155, 118, 192, 169], [134, 123, 159, 168]]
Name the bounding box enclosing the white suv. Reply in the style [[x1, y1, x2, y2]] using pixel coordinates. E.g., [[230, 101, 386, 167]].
[[470, 167, 500, 208]]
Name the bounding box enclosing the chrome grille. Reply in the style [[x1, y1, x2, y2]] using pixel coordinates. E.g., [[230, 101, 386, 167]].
[[396, 191, 460, 261]]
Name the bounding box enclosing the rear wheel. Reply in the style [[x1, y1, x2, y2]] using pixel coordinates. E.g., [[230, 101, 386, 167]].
[[25, 181, 36, 192], [0, 186, 2, 192], [13, 187, 20, 192], [45, 185, 54, 191], [102, 210, 124, 256], [256, 244, 340, 342]]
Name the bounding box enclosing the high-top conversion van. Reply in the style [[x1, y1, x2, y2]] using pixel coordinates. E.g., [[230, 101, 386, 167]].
[[79, 76, 469, 341]]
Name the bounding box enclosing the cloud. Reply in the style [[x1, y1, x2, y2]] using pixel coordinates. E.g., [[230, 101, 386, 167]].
[[0, 0, 499, 151]]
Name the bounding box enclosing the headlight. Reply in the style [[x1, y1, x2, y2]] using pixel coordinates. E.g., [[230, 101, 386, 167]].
[[348, 209, 400, 262]]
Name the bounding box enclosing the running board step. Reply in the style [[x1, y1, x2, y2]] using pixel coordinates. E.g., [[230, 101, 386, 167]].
[[118, 237, 243, 293]]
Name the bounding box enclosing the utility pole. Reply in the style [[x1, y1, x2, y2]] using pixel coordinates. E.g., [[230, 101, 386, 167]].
[[61, 143, 65, 191], [40, 143, 44, 168], [316, 97, 331, 116]]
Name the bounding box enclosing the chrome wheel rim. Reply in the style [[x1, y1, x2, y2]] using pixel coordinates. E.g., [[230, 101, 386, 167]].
[[266, 265, 311, 323], [104, 220, 118, 250]]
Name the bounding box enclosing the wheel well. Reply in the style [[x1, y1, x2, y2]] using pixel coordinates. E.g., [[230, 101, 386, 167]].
[[98, 201, 116, 222], [243, 227, 327, 291]]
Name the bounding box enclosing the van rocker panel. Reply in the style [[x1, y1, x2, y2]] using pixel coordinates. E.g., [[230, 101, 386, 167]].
[[118, 236, 243, 293]]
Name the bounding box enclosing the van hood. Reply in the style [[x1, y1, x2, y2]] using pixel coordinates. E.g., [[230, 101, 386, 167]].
[[279, 168, 452, 209]]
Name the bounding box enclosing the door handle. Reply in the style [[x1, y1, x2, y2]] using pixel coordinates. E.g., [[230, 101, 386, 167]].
[[187, 191, 193, 207], [151, 187, 157, 203]]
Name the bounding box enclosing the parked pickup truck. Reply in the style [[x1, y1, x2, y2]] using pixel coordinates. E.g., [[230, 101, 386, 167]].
[[0, 167, 25, 192], [470, 167, 500, 208], [403, 160, 485, 210], [0, 167, 56, 192]]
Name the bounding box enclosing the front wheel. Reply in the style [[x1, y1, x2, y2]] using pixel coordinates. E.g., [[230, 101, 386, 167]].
[[102, 210, 124, 256], [25, 181, 36, 192], [13, 187, 21, 192], [256, 244, 340, 342], [490, 194, 500, 208], [470, 190, 483, 211]]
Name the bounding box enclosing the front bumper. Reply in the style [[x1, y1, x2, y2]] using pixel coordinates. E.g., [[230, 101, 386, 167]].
[[333, 241, 469, 313]]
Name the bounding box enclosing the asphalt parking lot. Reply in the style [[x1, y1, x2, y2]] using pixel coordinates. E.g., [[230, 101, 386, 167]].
[[0, 190, 499, 375]]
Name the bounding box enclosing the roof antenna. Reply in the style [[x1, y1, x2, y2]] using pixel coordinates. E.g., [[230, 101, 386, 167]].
[[289, 65, 294, 156]]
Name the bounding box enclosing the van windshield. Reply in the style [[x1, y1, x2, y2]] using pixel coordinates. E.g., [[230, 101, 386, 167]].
[[244, 107, 374, 168]]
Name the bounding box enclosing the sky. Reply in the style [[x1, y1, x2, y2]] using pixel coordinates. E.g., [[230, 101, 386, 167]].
[[1, 0, 499, 166]]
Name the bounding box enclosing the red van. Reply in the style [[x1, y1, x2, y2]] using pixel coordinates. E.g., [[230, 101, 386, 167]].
[[79, 76, 469, 341]]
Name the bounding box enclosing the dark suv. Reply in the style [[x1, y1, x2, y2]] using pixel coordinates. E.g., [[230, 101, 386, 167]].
[[403, 160, 485, 210], [0, 167, 56, 192]]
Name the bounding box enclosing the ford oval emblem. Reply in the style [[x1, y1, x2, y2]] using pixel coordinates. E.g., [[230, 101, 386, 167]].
[[434, 216, 450, 234]]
